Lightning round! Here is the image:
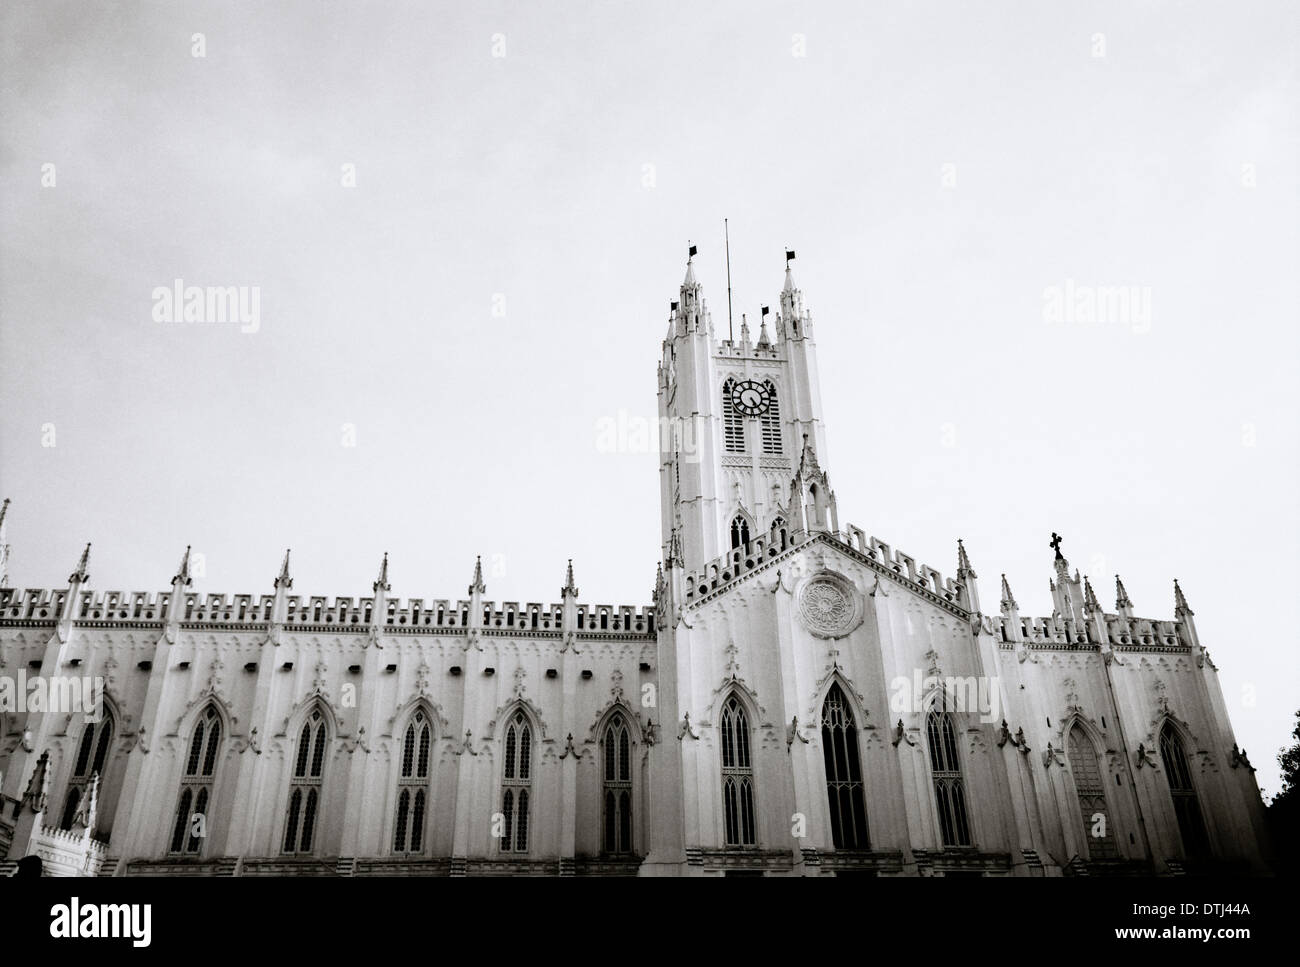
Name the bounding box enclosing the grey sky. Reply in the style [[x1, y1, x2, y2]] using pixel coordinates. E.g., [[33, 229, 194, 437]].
[[1, 0, 1296, 794]]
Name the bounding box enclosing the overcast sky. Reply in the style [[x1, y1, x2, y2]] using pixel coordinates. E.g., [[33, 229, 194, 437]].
[[1, 0, 1296, 795]]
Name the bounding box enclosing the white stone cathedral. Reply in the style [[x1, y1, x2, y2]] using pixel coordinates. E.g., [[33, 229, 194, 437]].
[[0, 253, 1272, 876]]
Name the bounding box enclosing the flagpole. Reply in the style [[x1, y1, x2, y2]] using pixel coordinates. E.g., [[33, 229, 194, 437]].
[[725, 218, 734, 343]]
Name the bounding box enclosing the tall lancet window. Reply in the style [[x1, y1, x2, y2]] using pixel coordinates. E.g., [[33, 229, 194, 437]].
[[283, 707, 328, 854], [821, 684, 869, 849], [60, 710, 114, 830], [1066, 724, 1117, 859], [170, 704, 222, 854], [602, 712, 633, 854], [393, 709, 432, 853], [720, 694, 756, 846], [730, 515, 751, 550], [1159, 723, 1210, 861], [926, 695, 971, 847], [760, 380, 782, 453], [722, 379, 745, 452], [500, 710, 532, 853]]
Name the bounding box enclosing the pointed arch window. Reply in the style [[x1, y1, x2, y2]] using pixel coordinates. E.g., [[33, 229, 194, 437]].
[[60, 711, 114, 831], [170, 705, 222, 854], [283, 708, 327, 854], [926, 695, 971, 847], [603, 712, 633, 854], [760, 381, 782, 453], [500, 710, 532, 853], [1066, 724, 1117, 860], [720, 694, 757, 847], [722, 379, 745, 452], [821, 684, 869, 849], [730, 515, 751, 550], [1159, 723, 1210, 861], [393, 709, 432, 853]]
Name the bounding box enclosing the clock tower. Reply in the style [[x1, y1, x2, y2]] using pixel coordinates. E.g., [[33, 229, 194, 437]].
[[656, 251, 834, 576]]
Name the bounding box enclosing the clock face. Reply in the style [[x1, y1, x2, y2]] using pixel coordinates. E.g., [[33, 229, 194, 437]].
[[730, 379, 771, 417]]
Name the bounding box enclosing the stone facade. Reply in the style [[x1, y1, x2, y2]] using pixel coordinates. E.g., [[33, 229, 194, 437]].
[[0, 255, 1271, 875]]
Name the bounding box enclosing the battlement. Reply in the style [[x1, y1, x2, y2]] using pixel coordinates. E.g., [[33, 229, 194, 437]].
[[683, 526, 799, 603], [0, 586, 655, 637], [681, 523, 969, 611], [992, 611, 1189, 651], [840, 525, 964, 605]]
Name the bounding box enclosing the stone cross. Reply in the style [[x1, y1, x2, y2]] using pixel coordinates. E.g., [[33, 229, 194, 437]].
[[1049, 532, 1064, 559]]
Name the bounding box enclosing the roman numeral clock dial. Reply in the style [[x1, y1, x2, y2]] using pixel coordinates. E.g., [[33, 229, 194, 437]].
[[729, 379, 771, 417]]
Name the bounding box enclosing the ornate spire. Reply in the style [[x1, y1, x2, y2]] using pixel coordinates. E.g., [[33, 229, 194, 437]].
[[1083, 575, 1101, 615], [69, 542, 91, 585], [1174, 579, 1194, 618], [956, 539, 977, 580], [374, 552, 390, 593], [275, 549, 292, 590], [783, 262, 796, 293], [174, 545, 193, 587], [469, 555, 485, 595], [562, 558, 578, 598], [1115, 574, 1132, 611], [1000, 573, 1018, 612], [683, 254, 697, 287]]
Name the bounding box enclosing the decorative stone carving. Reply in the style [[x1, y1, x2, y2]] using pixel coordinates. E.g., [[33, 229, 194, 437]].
[[795, 570, 863, 639]]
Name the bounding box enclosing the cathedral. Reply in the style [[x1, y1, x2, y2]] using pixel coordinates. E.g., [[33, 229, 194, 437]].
[[0, 252, 1272, 876]]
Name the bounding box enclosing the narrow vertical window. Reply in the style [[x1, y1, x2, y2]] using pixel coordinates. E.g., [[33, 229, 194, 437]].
[[603, 713, 633, 854], [720, 694, 756, 846], [1067, 724, 1117, 860], [760, 381, 782, 453], [61, 711, 114, 831], [723, 379, 745, 452], [284, 708, 327, 854], [730, 515, 751, 550], [170, 704, 222, 855], [500, 710, 532, 852], [821, 684, 869, 849], [393, 709, 432, 853], [1159, 723, 1210, 861], [926, 695, 971, 847]]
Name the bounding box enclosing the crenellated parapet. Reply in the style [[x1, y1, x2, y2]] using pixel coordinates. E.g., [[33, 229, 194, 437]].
[[991, 611, 1188, 651], [0, 586, 655, 638], [680, 521, 969, 616]]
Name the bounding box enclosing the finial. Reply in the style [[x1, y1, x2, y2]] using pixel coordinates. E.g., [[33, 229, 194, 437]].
[[69, 542, 91, 585], [1000, 573, 1018, 612], [174, 545, 193, 587], [1174, 579, 1194, 618], [374, 552, 390, 593], [275, 549, 292, 590], [783, 250, 797, 292], [1083, 575, 1100, 615], [469, 555, 485, 594], [562, 558, 578, 598], [1115, 574, 1132, 611], [1049, 532, 1064, 560], [957, 539, 976, 580]]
